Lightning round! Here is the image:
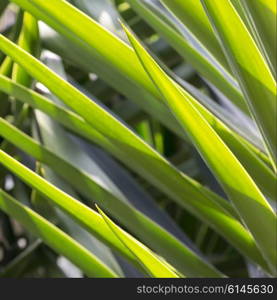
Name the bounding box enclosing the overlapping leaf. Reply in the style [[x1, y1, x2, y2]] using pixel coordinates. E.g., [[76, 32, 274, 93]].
[[124, 24, 276, 274], [201, 0, 277, 170], [0, 189, 118, 278]]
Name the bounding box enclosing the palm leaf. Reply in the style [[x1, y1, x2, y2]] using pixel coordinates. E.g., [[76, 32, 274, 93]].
[[0, 189, 118, 278], [124, 23, 276, 274], [201, 0, 276, 170]]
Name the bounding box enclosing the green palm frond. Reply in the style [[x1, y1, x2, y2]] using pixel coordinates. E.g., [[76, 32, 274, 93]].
[[0, 0, 275, 278]]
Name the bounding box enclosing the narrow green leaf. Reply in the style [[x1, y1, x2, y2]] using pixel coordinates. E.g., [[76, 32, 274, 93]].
[[10, 11, 39, 118], [229, 0, 273, 79], [0, 57, 12, 116], [0, 73, 271, 272], [0, 56, 12, 76], [11, 0, 267, 164], [161, 0, 229, 71], [126, 0, 249, 114], [0, 149, 142, 268], [0, 36, 271, 272], [0, 189, 118, 278], [35, 51, 188, 274], [70, 0, 127, 41], [3, 61, 274, 202], [9, 0, 156, 101], [241, 0, 276, 77], [201, 0, 277, 170], [39, 21, 184, 139], [97, 205, 181, 278], [32, 109, 123, 276], [0, 117, 223, 277], [12, 11, 39, 86], [10, 0, 249, 141], [30, 0, 269, 163], [31, 165, 124, 276], [181, 86, 276, 201], [0, 36, 242, 223], [124, 24, 277, 274]]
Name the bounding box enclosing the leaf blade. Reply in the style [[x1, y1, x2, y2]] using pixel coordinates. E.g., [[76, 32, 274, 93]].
[[201, 0, 277, 170], [97, 205, 181, 278], [0, 189, 118, 278], [124, 24, 277, 274]]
